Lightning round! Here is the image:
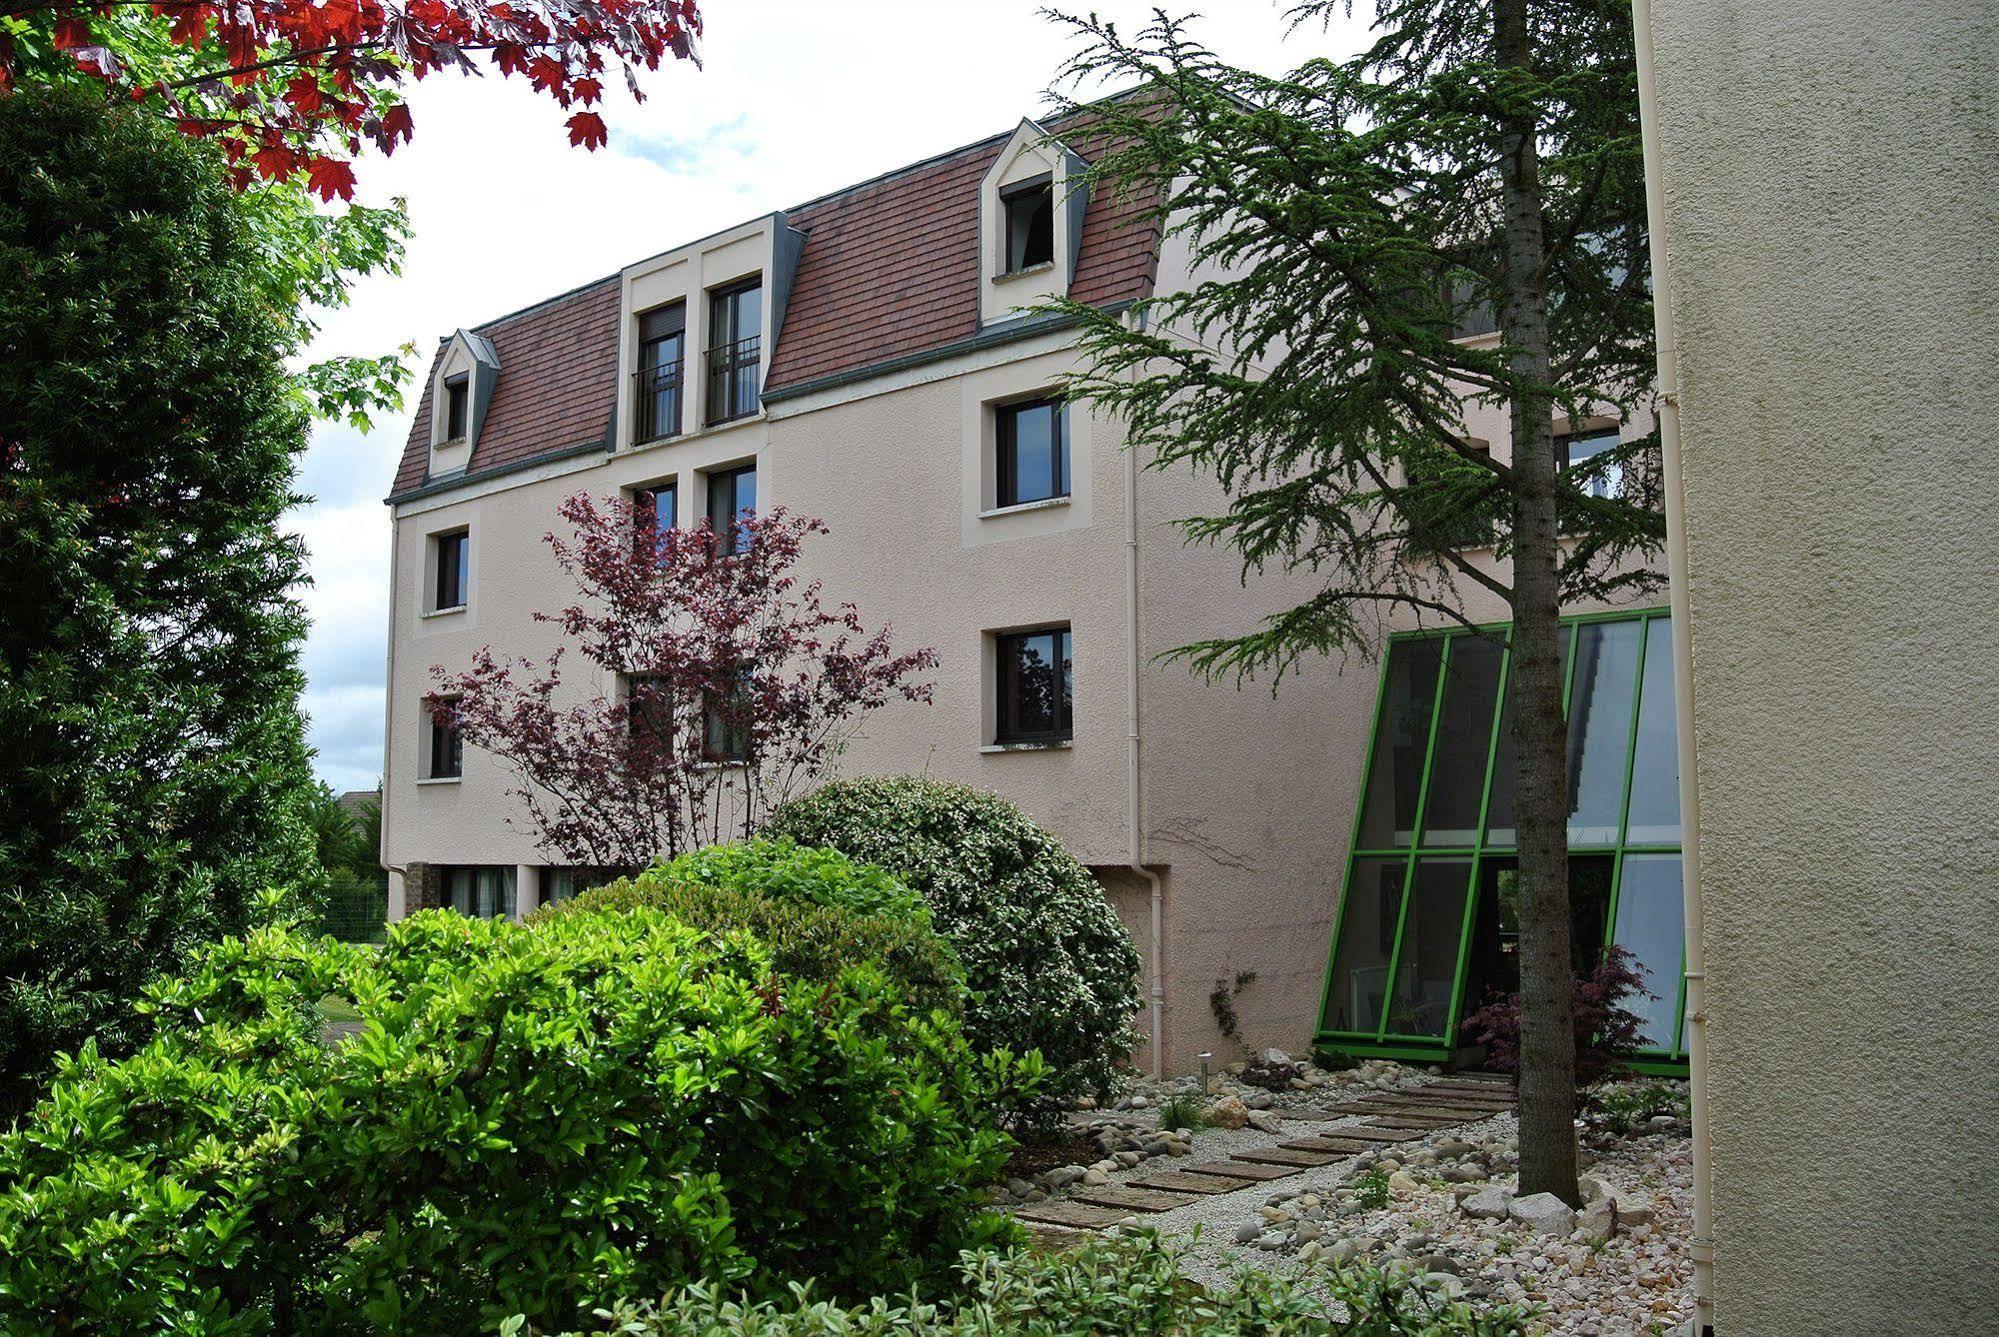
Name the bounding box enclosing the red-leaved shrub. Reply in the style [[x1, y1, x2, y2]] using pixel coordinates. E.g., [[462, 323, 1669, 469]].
[[1459, 944, 1652, 1088]]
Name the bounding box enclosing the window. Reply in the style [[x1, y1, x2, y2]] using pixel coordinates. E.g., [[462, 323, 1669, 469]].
[[995, 625, 1072, 744], [442, 375, 469, 442], [432, 529, 468, 611], [995, 398, 1068, 507], [444, 866, 515, 918], [702, 666, 750, 762], [705, 280, 762, 424], [1324, 610, 1689, 1064], [706, 464, 756, 554], [625, 672, 673, 749], [634, 303, 686, 441], [1563, 427, 1623, 500], [634, 481, 676, 564], [426, 697, 463, 780], [1001, 176, 1054, 274]]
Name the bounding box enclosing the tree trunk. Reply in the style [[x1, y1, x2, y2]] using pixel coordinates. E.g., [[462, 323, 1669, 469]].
[[1494, 0, 1581, 1205]]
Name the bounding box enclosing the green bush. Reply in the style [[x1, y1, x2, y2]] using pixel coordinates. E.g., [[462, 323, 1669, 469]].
[[531, 867, 963, 1020], [567, 1232, 1533, 1334], [766, 777, 1143, 1105], [663, 837, 930, 923], [0, 909, 1027, 1334]]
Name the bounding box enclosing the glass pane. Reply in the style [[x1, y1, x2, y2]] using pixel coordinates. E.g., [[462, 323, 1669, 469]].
[[1384, 859, 1471, 1037], [1326, 858, 1406, 1034], [1611, 854, 1684, 1050], [1485, 627, 1572, 846], [1004, 631, 1064, 737], [1418, 636, 1504, 846], [1461, 861, 1521, 1014], [1624, 618, 1682, 844], [1005, 403, 1058, 504], [1566, 429, 1623, 499], [1355, 639, 1444, 849], [1565, 619, 1643, 845]]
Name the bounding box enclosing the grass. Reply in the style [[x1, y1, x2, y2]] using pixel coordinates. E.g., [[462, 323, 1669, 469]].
[[1156, 1092, 1210, 1133], [315, 995, 361, 1025]]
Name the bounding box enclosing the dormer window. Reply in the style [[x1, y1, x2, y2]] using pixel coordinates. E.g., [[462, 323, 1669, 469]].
[[442, 376, 469, 443], [1002, 176, 1054, 274]]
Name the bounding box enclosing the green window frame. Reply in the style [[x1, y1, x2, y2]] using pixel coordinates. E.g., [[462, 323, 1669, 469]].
[[1315, 608, 1689, 1074]]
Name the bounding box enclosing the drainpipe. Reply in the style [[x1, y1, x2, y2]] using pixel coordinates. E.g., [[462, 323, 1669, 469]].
[[1124, 307, 1166, 1083], [1633, 4, 1715, 1329], [380, 506, 402, 917]]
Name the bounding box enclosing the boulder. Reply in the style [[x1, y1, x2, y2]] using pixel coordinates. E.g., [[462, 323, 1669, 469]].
[[1582, 1191, 1658, 1235], [1206, 1095, 1250, 1130], [1461, 1187, 1511, 1220], [1508, 1191, 1578, 1236], [1387, 1170, 1420, 1193], [1261, 1047, 1294, 1066], [1043, 1164, 1089, 1189], [1247, 1110, 1285, 1134]]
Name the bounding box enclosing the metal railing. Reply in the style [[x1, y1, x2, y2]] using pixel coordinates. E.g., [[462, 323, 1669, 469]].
[[633, 360, 684, 443], [705, 335, 761, 425]]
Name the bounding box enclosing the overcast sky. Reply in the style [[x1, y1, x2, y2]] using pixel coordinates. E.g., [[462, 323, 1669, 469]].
[[293, 0, 1371, 795]]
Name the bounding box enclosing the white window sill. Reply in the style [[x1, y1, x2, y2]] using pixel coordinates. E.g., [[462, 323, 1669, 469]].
[[420, 605, 467, 619], [416, 776, 462, 786], [980, 739, 1073, 754], [979, 496, 1071, 520], [992, 261, 1057, 284]]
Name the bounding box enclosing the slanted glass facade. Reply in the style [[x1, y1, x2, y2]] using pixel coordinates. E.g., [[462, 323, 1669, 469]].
[[1317, 608, 1688, 1073]]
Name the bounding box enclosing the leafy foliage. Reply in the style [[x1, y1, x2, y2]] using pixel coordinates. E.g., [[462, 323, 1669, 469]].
[[0, 907, 1026, 1333], [531, 862, 966, 1021], [1460, 944, 1652, 1089], [1155, 1091, 1210, 1133], [1589, 1078, 1689, 1137], [766, 776, 1142, 1110], [1209, 968, 1257, 1052], [1351, 1168, 1394, 1212], [664, 836, 930, 924], [572, 1232, 1533, 1334], [0, 88, 322, 1115], [0, 0, 703, 198], [434, 497, 936, 869]]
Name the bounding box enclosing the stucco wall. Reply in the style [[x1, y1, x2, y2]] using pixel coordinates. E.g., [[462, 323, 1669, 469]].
[[1650, 2, 1999, 1330]]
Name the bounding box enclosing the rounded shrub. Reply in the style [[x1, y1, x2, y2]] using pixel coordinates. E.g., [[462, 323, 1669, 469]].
[[0, 910, 1026, 1334], [765, 776, 1142, 1104], [662, 836, 930, 923], [531, 863, 964, 1019]]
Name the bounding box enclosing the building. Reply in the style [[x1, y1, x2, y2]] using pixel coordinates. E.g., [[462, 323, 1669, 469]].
[[1638, 0, 1999, 1330], [380, 110, 1680, 1077]]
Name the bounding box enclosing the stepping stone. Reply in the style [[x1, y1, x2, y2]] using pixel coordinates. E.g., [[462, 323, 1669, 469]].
[[1361, 1115, 1464, 1130], [1232, 1146, 1344, 1168], [1067, 1184, 1198, 1212], [1182, 1159, 1298, 1182], [1325, 1123, 1427, 1142], [1130, 1170, 1254, 1195], [1271, 1107, 1342, 1122], [1357, 1103, 1502, 1121], [1288, 1135, 1385, 1155], [1014, 1200, 1132, 1229]]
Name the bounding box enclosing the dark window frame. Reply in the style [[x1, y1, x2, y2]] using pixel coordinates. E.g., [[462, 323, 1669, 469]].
[[705, 463, 756, 554], [994, 624, 1073, 745], [433, 528, 469, 611], [634, 302, 687, 442], [701, 665, 751, 763], [442, 375, 469, 442], [633, 480, 677, 563], [1561, 426, 1625, 500], [1000, 175, 1055, 275], [705, 279, 763, 425], [624, 671, 674, 749], [995, 396, 1069, 507], [427, 697, 464, 780]]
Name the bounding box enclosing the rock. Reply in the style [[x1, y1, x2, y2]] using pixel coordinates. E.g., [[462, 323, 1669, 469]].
[[1247, 1110, 1285, 1133], [1246, 1091, 1276, 1110], [1005, 1177, 1033, 1197], [1075, 1095, 1096, 1110], [1043, 1164, 1089, 1189], [1297, 1239, 1324, 1263], [1259, 1205, 1292, 1224], [1167, 1141, 1192, 1157], [1441, 1164, 1486, 1183], [1141, 1138, 1172, 1157], [1436, 1140, 1476, 1157], [1113, 1151, 1142, 1168], [1387, 1171, 1420, 1193], [1233, 1222, 1262, 1244], [1257, 1231, 1288, 1251], [1328, 1238, 1360, 1266], [1081, 1167, 1109, 1186], [1129, 1095, 1150, 1109], [1648, 1114, 1678, 1132], [1581, 1191, 1658, 1235], [1414, 1252, 1460, 1275], [1207, 1095, 1249, 1130], [1578, 1175, 1607, 1202], [1508, 1192, 1579, 1236], [1295, 1220, 1323, 1243], [1261, 1047, 1294, 1066]]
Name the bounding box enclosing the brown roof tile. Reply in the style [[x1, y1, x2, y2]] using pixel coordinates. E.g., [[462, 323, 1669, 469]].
[[390, 117, 1159, 500]]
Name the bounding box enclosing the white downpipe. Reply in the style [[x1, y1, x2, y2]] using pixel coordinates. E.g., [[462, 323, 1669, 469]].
[[1123, 311, 1166, 1083], [1633, 3, 1715, 1329]]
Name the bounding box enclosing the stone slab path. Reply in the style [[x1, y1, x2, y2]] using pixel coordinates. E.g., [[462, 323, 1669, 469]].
[[1012, 1077, 1516, 1232]]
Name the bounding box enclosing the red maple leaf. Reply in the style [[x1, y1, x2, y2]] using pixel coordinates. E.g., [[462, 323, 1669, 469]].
[[305, 156, 358, 202], [566, 111, 608, 150]]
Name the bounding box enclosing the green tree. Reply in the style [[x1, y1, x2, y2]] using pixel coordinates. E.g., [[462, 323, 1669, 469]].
[[1043, 3, 1661, 1203], [0, 87, 322, 1115]]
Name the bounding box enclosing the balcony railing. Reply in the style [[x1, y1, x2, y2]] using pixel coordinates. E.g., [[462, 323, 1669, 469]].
[[705, 335, 761, 425], [632, 360, 683, 444]]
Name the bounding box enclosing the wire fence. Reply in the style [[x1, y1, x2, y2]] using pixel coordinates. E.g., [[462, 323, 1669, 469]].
[[320, 881, 389, 945]]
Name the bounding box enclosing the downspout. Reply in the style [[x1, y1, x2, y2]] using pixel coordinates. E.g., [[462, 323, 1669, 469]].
[[1124, 305, 1166, 1082], [380, 504, 403, 914], [1633, 4, 1715, 1330]]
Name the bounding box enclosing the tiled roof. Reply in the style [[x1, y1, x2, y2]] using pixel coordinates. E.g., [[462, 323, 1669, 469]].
[[390, 117, 1160, 500]]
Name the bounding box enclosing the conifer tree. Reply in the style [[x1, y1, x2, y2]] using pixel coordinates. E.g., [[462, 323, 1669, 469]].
[[1045, 1, 1661, 1203]]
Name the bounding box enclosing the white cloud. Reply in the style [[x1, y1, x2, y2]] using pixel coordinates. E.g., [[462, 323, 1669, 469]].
[[291, 0, 1371, 790]]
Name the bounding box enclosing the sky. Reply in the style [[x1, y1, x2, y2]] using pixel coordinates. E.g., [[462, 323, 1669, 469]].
[[293, 0, 1372, 796]]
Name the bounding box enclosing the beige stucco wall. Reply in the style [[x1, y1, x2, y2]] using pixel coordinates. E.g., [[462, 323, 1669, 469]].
[[1650, 2, 1999, 1330]]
